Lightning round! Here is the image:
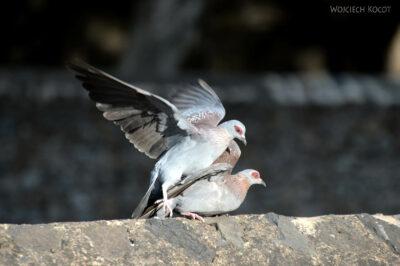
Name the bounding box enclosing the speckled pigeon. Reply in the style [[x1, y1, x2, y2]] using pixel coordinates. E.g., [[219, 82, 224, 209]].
[[139, 140, 241, 219], [140, 139, 265, 221], [67, 61, 247, 218], [155, 168, 265, 221]]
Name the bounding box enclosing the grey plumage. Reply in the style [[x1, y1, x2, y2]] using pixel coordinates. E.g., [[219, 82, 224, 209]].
[[155, 168, 265, 219], [68, 60, 191, 159], [171, 79, 226, 126], [139, 140, 240, 218], [68, 60, 248, 219], [140, 139, 264, 220], [139, 163, 232, 219]]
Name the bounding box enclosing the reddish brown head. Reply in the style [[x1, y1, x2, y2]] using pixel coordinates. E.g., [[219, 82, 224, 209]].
[[239, 169, 266, 187]]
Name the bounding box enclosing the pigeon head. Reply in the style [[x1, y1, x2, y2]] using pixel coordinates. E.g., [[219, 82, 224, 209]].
[[220, 120, 247, 145], [239, 169, 266, 187]]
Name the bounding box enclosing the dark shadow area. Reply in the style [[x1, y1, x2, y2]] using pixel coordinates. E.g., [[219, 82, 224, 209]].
[[1, 1, 399, 223]]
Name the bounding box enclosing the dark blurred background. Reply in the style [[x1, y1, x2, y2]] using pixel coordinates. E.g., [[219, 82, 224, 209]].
[[1, 0, 399, 223]]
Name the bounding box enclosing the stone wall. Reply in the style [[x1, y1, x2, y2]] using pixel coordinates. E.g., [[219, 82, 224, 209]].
[[0, 214, 399, 264]]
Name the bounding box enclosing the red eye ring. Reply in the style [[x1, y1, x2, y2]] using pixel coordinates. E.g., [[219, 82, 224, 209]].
[[234, 125, 243, 135], [251, 171, 260, 179]]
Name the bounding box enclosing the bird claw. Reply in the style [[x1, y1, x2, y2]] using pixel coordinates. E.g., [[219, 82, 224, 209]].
[[181, 212, 205, 222], [162, 199, 174, 218]]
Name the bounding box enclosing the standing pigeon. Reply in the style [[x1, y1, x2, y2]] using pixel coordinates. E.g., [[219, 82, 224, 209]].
[[155, 168, 266, 221], [67, 61, 247, 218]]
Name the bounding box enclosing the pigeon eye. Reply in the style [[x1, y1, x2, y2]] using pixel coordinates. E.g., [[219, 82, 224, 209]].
[[251, 171, 260, 179], [234, 125, 243, 135]]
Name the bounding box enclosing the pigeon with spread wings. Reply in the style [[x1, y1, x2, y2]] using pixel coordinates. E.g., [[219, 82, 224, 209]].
[[67, 61, 247, 218]]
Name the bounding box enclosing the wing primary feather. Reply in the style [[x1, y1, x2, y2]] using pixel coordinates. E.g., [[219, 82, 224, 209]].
[[170, 80, 226, 127], [68, 60, 193, 159]]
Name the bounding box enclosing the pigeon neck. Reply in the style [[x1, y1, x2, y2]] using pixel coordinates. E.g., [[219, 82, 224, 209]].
[[213, 141, 241, 168], [225, 175, 250, 201], [219, 121, 235, 138]]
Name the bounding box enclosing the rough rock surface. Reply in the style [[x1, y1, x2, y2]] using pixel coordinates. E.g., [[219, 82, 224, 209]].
[[1, 213, 399, 265]]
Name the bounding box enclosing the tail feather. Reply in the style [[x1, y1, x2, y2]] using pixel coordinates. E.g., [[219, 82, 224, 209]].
[[131, 168, 159, 218], [131, 184, 155, 218]]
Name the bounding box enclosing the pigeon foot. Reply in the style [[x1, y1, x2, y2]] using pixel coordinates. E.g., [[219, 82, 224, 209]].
[[154, 199, 174, 218], [162, 199, 174, 218], [181, 212, 205, 222]]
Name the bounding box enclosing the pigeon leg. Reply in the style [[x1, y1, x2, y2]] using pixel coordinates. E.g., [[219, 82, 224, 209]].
[[161, 184, 174, 217], [181, 212, 205, 222], [163, 201, 173, 218], [153, 198, 174, 218]]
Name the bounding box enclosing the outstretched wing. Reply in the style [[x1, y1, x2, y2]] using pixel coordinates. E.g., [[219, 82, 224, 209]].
[[170, 79, 226, 127], [68, 60, 194, 159]]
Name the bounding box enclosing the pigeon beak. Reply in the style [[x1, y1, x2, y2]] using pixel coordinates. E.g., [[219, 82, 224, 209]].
[[240, 136, 247, 146], [260, 180, 266, 187]]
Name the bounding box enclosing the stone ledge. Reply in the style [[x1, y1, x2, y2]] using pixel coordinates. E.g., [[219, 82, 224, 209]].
[[1, 213, 399, 265]]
